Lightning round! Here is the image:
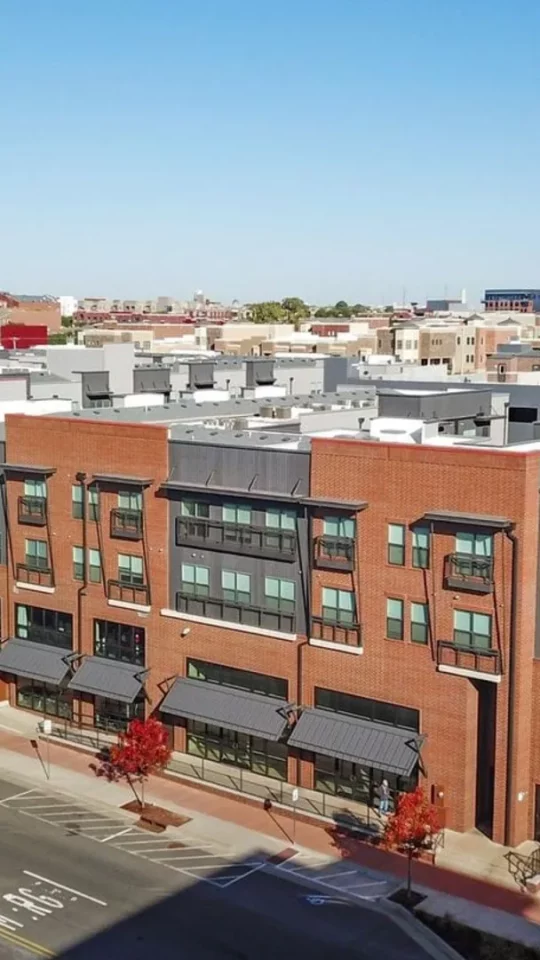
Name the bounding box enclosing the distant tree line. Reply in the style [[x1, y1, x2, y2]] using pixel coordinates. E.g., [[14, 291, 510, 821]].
[[246, 298, 373, 324]]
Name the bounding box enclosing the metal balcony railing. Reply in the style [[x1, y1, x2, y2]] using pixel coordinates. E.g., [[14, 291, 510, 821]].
[[107, 579, 149, 606], [176, 591, 296, 634], [110, 508, 143, 540], [445, 554, 494, 593], [313, 535, 355, 572], [437, 640, 501, 677], [18, 496, 47, 526], [16, 563, 53, 587], [311, 615, 362, 648], [176, 516, 297, 561]]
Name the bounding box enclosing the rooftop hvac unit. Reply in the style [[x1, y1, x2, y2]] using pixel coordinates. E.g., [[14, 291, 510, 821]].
[[259, 405, 275, 418], [274, 406, 292, 419]]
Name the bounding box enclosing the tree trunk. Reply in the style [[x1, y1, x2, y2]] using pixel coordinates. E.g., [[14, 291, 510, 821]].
[[126, 773, 142, 809], [141, 777, 145, 811], [406, 847, 413, 901]]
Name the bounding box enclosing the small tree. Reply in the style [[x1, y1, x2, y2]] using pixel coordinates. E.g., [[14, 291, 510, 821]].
[[94, 717, 171, 809], [382, 786, 440, 900]]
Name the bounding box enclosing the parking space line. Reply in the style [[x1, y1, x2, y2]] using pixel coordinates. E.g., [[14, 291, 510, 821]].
[[0, 789, 41, 804], [24, 871, 108, 906], [100, 827, 133, 843]]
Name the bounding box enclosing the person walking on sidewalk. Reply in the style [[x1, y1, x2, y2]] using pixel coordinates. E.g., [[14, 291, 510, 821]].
[[379, 779, 391, 816]]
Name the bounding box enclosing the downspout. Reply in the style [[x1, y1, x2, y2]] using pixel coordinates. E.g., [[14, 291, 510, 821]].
[[75, 473, 87, 727], [503, 524, 518, 847], [295, 505, 310, 786]]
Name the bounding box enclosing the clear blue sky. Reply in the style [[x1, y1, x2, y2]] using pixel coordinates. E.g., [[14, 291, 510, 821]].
[[1, 0, 539, 305]]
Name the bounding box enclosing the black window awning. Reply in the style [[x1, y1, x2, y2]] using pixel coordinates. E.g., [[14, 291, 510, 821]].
[[2, 464, 56, 476], [68, 657, 148, 703], [160, 678, 289, 741], [92, 474, 153, 487], [422, 510, 511, 530], [0, 639, 73, 685], [288, 708, 424, 777]]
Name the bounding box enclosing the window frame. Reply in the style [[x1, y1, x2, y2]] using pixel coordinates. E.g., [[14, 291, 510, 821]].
[[222, 503, 252, 526], [410, 601, 429, 644], [264, 576, 296, 613], [72, 545, 84, 581], [411, 526, 430, 569], [94, 619, 145, 665], [72, 484, 83, 519], [221, 569, 251, 604], [453, 609, 492, 650], [321, 586, 356, 625], [117, 553, 144, 585], [387, 523, 405, 565], [386, 597, 404, 641], [181, 563, 210, 597], [88, 548, 102, 583], [24, 538, 49, 570], [323, 516, 355, 539]]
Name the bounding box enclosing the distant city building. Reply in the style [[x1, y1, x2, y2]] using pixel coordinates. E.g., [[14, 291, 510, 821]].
[[484, 289, 540, 313], [0, 292, 61, 332]]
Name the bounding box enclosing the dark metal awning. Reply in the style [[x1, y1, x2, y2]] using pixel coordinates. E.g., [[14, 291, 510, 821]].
[[422, 510, 511, 530], [1, 463, 56, 476], [92, 473, 153, 487], [301, 497, 368, 511], [160, 678, 289, 741], [159, 481, 304, 505], [68, 657, 148, 703], [0, 639, 73, 685], [288, 708, 424, 777]]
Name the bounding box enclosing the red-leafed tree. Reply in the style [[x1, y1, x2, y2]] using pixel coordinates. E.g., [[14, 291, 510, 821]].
[[382, 786, 440, 899], [94, 717, 172, 809]]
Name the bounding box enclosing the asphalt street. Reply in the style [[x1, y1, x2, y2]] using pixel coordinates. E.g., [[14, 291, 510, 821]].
[[0, 773, 440, 959]]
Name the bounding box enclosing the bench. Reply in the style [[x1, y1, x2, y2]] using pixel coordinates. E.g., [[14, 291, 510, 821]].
[[332, 812, 380, 840]]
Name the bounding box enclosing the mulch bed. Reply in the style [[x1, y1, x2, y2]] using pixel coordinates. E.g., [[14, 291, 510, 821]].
[[121, 801, 191, 829], [389, 888, 426, 909]]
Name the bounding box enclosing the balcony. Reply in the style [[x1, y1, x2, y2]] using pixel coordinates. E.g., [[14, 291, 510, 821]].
[[313, 535, 355, 572], [310, 616, 362, 649], [18, 497, 47, 526], [16, 563, 53, 588], [176, 517, 297, 562], [107, 580, 150, 607], [445, 554, 494, 593], [437, 641, 501, 682], [110, 508, 143, 540], [175, 591, 296, 635]]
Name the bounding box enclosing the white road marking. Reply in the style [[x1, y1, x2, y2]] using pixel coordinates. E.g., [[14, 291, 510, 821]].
[[23, 872, 108, 907], [99, 827, 133, 843], [0, 790, 39, 805]]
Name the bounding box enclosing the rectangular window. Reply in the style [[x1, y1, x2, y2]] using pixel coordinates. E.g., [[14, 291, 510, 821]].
[[264, 576, 295, 613], [187, 659, 287, 699], [453, 609, 492, 650], [322, 587, 356, 624], [265, 508, 296, 531], [72, 484, 83, 519], [221, 570, 251, 604], [24, 479, 46, 499], [118, 554, 144, 585], [222, 503, 252, 525], [181, 563, 209, 597], [88, 488, 99, 521], [323, 516, 355, 539], [94, 619, 145, 665], [387, 524, 405, 565], [455, 532, 493, 557], [412, 526, 430, 569], [16, 678, 72, 719], [410, 602, 429, 644], [89, 548, 102, 583], [181, 500, 209, 519], [72, 546, 84, 581], [95, 695, 145, 732], [386, 597, 404, 640], [25, 539, 48, 570], [315, 687, 419, 731], [118, 490, 142, 511], [16, 605, 72, 650]]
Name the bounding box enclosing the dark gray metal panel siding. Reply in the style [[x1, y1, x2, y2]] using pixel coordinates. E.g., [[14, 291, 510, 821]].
[[0, 639, 70, 685], [68, 657, 143, 702], [81, 371, 110, 407], [167, 442, 310, 632], [288, 708, 422, 776], [160, 678, 288, 739], [133, 368, 171, 394], [168, 441, 309, 495]]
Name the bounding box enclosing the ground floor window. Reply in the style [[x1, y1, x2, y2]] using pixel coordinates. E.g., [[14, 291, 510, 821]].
[[16, 678, 72, 719], [314, 754, 417, 808], [186, 720, 287, 781], [94, 695, 145, 733]]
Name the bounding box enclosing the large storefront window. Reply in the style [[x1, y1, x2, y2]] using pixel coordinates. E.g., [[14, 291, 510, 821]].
[[314, 755, 417, 806], [94, 620, 145, 665], [16, 678, 72, 719], [16, 605, 73, 651], [94, 696, 145, 733], [187, 659, 287, 700], [186, 721, 287, 780]]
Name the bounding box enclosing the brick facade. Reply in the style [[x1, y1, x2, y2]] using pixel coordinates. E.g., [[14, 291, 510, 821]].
[[1, 415, 540, 844]]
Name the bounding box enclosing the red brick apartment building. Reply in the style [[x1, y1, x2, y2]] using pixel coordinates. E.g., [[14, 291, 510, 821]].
[[0, 411, 539, 847]]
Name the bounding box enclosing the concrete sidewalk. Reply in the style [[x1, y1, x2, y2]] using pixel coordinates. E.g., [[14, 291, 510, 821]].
[[1, 704, 539, 953]]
